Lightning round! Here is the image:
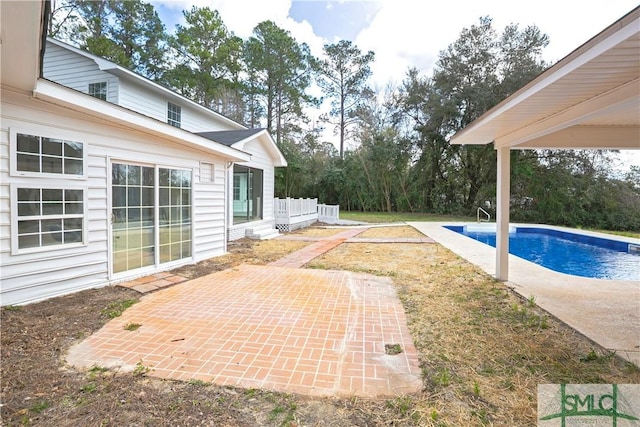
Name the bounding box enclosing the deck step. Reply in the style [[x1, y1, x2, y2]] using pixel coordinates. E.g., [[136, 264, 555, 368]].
[[245, 223, 280, 240]]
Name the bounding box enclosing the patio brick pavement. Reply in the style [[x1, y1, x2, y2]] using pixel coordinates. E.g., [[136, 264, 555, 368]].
[[67, 265, 423, 397]]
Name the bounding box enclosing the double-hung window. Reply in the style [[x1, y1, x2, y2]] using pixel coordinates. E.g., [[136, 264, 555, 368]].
[[14, 187, 85, 251], [11, 130, 87, 253], [167, 102, 181, 128]]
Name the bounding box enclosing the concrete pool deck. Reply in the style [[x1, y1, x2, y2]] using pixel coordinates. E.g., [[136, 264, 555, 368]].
[[409, 222, 640, 367]]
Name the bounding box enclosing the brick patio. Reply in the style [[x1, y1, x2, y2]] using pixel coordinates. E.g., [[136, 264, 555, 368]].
[[67, 265, 423, 397]]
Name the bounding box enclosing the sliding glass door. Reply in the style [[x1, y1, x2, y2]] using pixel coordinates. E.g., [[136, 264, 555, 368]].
[[111, 163, 191, 275]]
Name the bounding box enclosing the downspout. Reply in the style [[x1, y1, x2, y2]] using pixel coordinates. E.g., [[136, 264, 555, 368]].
[[224, 161, 233, 253], [40, 1, 51, 77]]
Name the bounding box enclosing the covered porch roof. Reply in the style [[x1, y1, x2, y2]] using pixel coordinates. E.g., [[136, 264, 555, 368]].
[[449, 6, 639, 282], [451, 6, 639, 150]]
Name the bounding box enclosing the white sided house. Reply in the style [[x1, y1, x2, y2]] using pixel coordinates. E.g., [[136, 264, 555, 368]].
[[43, 38, 287, 241], [0, 2, 286, 306]]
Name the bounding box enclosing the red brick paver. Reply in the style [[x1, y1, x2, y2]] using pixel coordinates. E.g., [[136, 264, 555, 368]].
[[269, 228, 370, 268], [67, 265, 422, 397], [117, 272, 188, 293]]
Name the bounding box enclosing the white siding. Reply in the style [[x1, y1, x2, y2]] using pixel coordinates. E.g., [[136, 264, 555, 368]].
[[44, 41, 237, 133], [1, 90, 228, 306], [240, 139, 276, 222], [226, 138, 278, 240], [118, 79, 235, 133], [43, 43, 119, 103]]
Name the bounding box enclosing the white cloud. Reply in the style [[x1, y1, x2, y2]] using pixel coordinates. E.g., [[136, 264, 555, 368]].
[[355, 0, 639, 87]]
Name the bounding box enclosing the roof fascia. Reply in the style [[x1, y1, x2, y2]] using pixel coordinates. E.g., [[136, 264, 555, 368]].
[[450, 8, 640, 146], [32, 79, 251, 162], [231, 130, 288, 167]]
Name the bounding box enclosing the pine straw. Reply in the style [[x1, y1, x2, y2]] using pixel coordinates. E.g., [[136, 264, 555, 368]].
[[306, 242, 640, 426]]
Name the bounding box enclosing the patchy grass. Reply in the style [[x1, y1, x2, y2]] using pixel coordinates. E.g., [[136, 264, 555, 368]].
[[1, 229, 637, 426], [292, 226, 355, 237], [306, 242, 639, 426], [101, 299, 137, 319], [358, 225, 427, 238], [340, 211, 473, 223]]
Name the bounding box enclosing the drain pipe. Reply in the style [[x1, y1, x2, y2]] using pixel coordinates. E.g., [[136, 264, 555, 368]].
[[224, 161, 233, 253]]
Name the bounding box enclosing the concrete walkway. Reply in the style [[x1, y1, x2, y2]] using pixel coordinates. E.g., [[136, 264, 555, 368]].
[[70, 228, 426, 397], [409, 222, 640, 367]]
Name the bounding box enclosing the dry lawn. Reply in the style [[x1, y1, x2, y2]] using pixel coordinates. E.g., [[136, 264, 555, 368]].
[[2, 226, 638, 426], [307, 226, 639, 426]]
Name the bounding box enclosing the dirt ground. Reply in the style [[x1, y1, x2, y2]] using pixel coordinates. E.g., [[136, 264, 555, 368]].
[[1, 225, 638, 426]]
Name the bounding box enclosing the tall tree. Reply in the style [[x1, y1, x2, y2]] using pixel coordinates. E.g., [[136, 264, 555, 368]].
[[164, 6, 244, 115], [244, 20, 317, 146], [50, 0, 168, 79], [398, 17, 549, 213], [317, 40, 375, 158]]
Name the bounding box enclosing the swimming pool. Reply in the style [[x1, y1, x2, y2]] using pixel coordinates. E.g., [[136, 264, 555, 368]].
[[444, 225, 640, 281]]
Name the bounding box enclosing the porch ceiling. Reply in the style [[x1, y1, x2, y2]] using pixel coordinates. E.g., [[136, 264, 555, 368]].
[[450, 6, 640, 150]]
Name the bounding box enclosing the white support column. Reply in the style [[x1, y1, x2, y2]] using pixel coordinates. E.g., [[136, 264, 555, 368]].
[[496, 147, 511, 281]]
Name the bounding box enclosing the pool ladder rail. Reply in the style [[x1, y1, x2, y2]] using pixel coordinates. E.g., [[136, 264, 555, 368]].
[[477, 207, 491, 223]]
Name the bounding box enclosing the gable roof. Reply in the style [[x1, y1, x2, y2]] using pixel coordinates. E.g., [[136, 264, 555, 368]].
[[197, 129, 288, 167], [46, 37, 244, 131], [45, 37, 287, 166], [1, 2, 249, 163], [197, 129, 266, 147], [450, 6, 639, 150]]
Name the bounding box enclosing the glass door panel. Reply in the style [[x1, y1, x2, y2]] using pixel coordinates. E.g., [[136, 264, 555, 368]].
[[158, 168, 191, 264], [232, 165, 263, 224], [111, 163, 155, 274]]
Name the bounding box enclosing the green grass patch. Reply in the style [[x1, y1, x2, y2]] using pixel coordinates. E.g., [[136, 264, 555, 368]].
[[29, 399, 51, 413], [339, 211, 473, 223], [124, 322, 142, 331], [101, 299, 138, 319], [587, 228, 640, 238], [187, 379, 209, 386]]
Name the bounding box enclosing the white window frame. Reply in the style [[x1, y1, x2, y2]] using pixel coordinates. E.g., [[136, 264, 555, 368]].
[[107, 158, 195, 278], [88, 81, 108, 101], [10, 184, 88, 255], [167, 102, 181, 128], [9, 127, 88, 180]]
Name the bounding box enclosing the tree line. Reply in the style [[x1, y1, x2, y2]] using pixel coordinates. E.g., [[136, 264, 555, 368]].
[[50, 1, 639, 231]]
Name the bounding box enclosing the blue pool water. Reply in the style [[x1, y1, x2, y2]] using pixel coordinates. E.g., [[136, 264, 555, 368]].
[[444, 226, 639, 281]]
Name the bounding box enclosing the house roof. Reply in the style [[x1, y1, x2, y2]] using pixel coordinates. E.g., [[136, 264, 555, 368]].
[[450, 6, 640, 150], [46, 37, 244, 131], [197, 129, 288, 167], [197, 129, 266, 146], [45, 37, 287, 166], [33, 79, 251, 162], [0, 1, 43, 93]]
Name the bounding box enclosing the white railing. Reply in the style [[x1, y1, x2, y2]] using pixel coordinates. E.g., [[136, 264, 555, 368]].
[[318, 204, 340, 223], [274, 197, 318, 218], [477, 206, 491, 222], [274, 198, 341, 231]]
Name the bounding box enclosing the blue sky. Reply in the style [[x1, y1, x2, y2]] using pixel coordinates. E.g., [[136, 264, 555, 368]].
[[153, 0, 639, 86], [288, 1, 382, 41]]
